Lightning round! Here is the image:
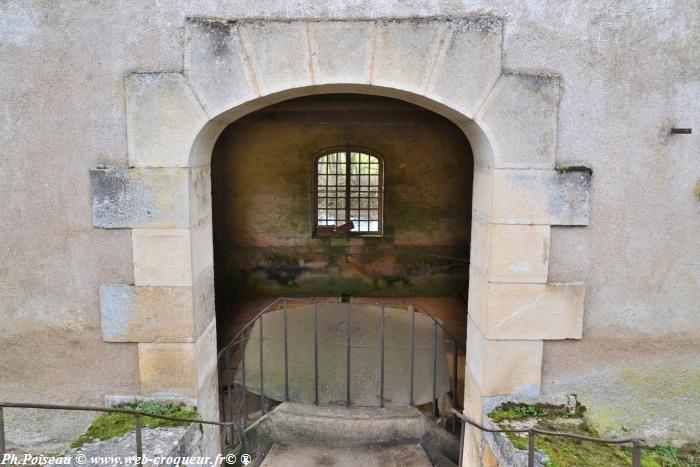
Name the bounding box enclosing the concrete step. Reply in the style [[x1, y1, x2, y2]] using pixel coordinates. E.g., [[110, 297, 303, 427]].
[[259, 442, 433, 467]]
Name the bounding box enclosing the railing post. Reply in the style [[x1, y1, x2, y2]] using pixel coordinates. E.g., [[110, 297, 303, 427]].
[[259, 315, 265, 414], [314, 302, 319, 405], [432, 320, 438, 418], [0, 406, 5, 456], [224, 352, 233, 431], [452, 341, 458, 410], [346, 303, 351, 407], [379, 304, 385, 408], [134, 414, 143, 465], [631, 440, 642, 467], [458, 416, 464, 467], [283, 299, 289, 402], [527, 430, 536, 467], [409, 306, 415, 406], [241, 336, 247, 429]]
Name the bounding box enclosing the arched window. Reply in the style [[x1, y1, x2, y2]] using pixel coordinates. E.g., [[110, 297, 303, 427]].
[[313, 147, 383, 236]]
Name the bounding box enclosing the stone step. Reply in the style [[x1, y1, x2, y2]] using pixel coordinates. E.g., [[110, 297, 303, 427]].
[[259, 442, 433, 467]]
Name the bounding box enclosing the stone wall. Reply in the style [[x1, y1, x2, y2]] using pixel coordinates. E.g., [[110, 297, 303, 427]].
[[211, 94, 472, 301]]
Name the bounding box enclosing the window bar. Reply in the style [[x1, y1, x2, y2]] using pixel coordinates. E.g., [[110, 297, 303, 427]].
[[345, 149, 351, 228], [283, 299, 289, 402], [380, 304, 385, 408], [346, 302, 351, 407]]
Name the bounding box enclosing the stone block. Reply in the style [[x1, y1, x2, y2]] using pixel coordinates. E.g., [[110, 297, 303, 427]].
[[100, 284, 195, 343], [132, 229, 193, 286], [477, 72, 560, 169], [138, 343, 197, 397], [193, 265, 216, 339], [490, 168, 591, 225], [467, 317, 543, 396], [428, 17, 502, 118], [373, 19, 448, 93], [489, 224, 550, 283], [91, 168, 189, 229], [185, 19, 259, 118], [471, 165, 493, 220], [126, 73, 208, 168], [195, 319, 218, 395], [190, 220, 213, 279], [309, 21, 373, 85], [486, 282, 585, 340], [189, 166, 211, 227], [238, 21, 312, 95]]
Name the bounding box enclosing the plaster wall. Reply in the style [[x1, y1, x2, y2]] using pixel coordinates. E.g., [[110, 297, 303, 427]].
[[1, 0, 698, 450]]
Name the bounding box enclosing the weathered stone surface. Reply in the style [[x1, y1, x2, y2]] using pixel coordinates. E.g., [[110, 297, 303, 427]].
[[491, 168, 591, 225], [188, 166, 211, 227], [192, 265, 216, 339], [309, 21, 373, 85], [477, 72, 560, 169], [62, 424, 201, 467], [195, 319, 217, 395], [238, 21, 312, 95], [190, 220, 213, 280], [138, 343, 197, 397], [373, 19, 448, 94], [428, 17, 502, 118], [470, 219, 550, 283], [467, 318, 543, 396], [261, 443, 432, 467], [126, 73, 208, 167], [185, 19, 258, 118], [488, 224, 550, 283], [91, 168, 189, 229], [132, 229, 193, 286], [99, 284, 194, 343], [469, 276, 584, 340]]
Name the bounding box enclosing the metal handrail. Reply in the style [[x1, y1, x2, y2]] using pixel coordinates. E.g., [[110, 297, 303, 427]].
[[218, 298, 466, 428], [0, 402, 244, 461], [450, 409, 646, 467]]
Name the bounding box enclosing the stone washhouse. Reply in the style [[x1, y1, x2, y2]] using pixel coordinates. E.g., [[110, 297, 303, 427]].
[[1, 2, 698, 467]]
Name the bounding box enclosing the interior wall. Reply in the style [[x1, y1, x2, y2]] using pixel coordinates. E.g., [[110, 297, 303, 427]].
[[211, 94, 473, 307]]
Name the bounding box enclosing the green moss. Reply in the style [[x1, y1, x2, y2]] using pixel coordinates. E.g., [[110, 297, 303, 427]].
[[490, 402, 664, 467], [70, 402, 199, 448]]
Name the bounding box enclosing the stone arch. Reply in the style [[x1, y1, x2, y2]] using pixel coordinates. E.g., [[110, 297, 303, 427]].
[[92, 16, 591, 462]]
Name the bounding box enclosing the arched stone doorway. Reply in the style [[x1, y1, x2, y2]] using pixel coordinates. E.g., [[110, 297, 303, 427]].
[[92, 17, 590, 464]]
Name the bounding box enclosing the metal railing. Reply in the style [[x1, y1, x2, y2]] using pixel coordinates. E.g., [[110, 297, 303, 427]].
[[451, 408, 646, 467], [0, 402, 243, 460], [218, 298, 465, 429]]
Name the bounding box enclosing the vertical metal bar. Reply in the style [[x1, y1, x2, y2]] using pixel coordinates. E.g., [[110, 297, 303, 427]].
[[452, 340, 458, 409], [225, 352, 233, 429], [432, 320, 438, 418], [409, 307, 415, 406], [458, 418, 464, 467], [134, 415, 143, 465], [241, 336, 248, 429], [631, 441, 642, 467], [0, 406, 6, 456], [379, 304, 385, 408], [259, 315, 265, 414], [314, 302, 319, 405], [527, 430, 535, 467], [346, 303, 351, 407], [284, 299, 289, 402]]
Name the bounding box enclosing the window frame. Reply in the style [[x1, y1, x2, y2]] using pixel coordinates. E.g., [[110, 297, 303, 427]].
[[311, 146, 385, 237]]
